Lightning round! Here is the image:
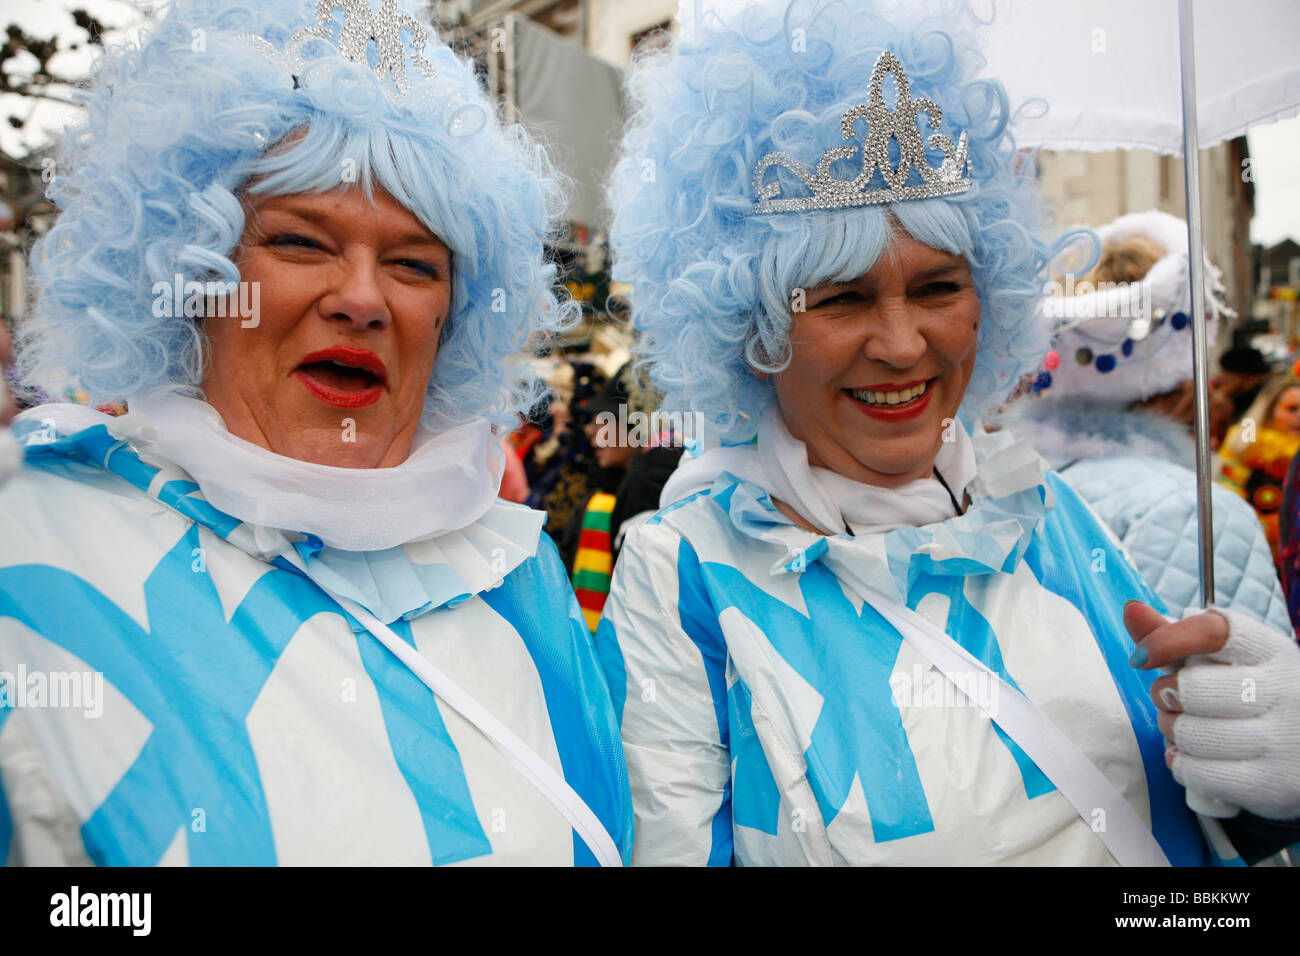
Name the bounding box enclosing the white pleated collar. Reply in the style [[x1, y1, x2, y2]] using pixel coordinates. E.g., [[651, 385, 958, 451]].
[[661, 405, 980, 536], [16, 395, 544, 625], [656, 415, 1054, 606], [125, 392, 506, 552]]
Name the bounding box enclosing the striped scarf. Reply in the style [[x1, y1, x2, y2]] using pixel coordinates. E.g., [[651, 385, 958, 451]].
[[572, 491, 617, 633]]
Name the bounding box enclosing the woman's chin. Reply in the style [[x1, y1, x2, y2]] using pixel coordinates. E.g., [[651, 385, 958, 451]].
[[820, 414, 947, 483], [835, 434, 948, 487], [848, 457, 937, 486], [269, 389, 413, 467]]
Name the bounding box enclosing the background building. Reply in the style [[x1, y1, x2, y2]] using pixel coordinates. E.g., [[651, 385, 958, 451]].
[[0, 148, 55, 327], [1254, 238, 1300, 353], [432, 0, 675, 357]]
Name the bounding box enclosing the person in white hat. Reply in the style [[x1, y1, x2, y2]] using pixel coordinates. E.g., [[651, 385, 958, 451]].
[[999, 209, 1289, 630]]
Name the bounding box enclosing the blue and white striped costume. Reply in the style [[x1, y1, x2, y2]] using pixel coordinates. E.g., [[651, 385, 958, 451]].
[[596, 427, 1211, 865], [0, 416, 632, 866]]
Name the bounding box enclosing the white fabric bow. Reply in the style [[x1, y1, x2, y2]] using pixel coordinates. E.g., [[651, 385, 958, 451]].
[[660, 405, 979, 536]]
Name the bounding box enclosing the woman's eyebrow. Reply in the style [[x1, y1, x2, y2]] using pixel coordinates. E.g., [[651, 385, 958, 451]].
[[252, 202, 325, 226], [392, 234, 450, 252], [252, 203, 448, 252], [911, 261, 970, 282]]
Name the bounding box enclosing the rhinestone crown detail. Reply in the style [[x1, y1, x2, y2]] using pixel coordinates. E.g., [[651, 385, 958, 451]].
[[751, 50, 971, 215], [239, 0, 437, 105]]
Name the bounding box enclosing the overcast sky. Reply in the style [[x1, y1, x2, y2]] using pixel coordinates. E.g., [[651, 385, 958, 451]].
[[1248, 113, 1300, 248], [3, 0, 1297, 248]]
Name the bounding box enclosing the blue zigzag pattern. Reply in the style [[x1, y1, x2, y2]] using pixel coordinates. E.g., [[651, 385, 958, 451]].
[[0, 527, 491, 865]]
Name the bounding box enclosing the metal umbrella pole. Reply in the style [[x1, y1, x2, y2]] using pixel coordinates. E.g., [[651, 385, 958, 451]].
[[1177, 0, 1244, 842], [1178, 0, 1215, 613]]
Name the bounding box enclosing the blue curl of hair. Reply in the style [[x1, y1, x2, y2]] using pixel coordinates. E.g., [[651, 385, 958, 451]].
[[21, 0, 577, 428], [607, 0, 1070, 441]]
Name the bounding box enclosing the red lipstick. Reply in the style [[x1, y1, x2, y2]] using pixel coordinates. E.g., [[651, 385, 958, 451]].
[[292, 346, 389, 408], [844, 378, 935, 422]]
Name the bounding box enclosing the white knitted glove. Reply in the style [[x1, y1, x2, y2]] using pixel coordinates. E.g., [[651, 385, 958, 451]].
[[1169, 606, 1300, 820]]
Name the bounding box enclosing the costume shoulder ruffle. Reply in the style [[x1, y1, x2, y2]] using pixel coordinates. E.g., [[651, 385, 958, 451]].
[[13, 415, 545, 625], [649, 427, 1055, 605]]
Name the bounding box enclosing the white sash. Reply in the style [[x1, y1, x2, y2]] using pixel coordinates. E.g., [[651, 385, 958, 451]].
[[281, 547, 623, 867], [867, 590, 1171, 867], [335, 593, 624, 867]]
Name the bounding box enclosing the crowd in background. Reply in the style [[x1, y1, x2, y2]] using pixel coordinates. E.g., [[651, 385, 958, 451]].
[[502, 357, 683, 631]]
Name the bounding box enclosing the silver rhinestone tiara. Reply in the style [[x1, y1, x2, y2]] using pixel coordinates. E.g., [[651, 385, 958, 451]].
[[239, 0, 438, 105], [751, 50, 971, 215]]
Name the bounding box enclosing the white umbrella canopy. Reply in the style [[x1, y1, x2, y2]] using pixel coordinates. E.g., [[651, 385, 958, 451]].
[[978, 0, 1300, 154]]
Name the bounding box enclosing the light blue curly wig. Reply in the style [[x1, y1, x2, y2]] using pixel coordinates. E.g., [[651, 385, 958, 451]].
[[20, 0, 576, 427], [608, 0, 1067, 442]]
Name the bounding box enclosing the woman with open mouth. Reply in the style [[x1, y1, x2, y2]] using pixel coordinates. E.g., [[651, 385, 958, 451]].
[[0, 0, 630, 866], [597, 0, 1300, 866]]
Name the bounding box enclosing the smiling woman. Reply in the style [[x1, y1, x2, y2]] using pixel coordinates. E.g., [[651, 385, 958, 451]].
[[0, 0, 631, 867], [598, 0, 1300, 867], [769, 233, 980, 489]]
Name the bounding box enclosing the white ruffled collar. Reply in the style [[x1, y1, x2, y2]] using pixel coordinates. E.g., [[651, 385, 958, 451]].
[[661, 405, 979, 536], [16, 397, 544, 625], [126, 392, 506, 552], [657, 420, 1055, 606]]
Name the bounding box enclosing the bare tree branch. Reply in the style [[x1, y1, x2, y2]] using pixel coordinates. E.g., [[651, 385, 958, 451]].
[[2, 2, 131, 151]]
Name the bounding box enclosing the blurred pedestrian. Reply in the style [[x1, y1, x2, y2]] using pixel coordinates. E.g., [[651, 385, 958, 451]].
[[524, 360, 608, 543], [1219, 371, 1300, 563], [1276, 451, 1300, 638], [498, 435, 530, 503], [564, 362, 687, 632], [0, 319, 18, 486], [1215, 341, 1274, 433], [0, 319, 14, 427], [564, 363, 637, 630]]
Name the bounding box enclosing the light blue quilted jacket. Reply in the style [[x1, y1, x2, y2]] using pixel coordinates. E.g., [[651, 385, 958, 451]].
[[998, 399, 1291, 632]]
